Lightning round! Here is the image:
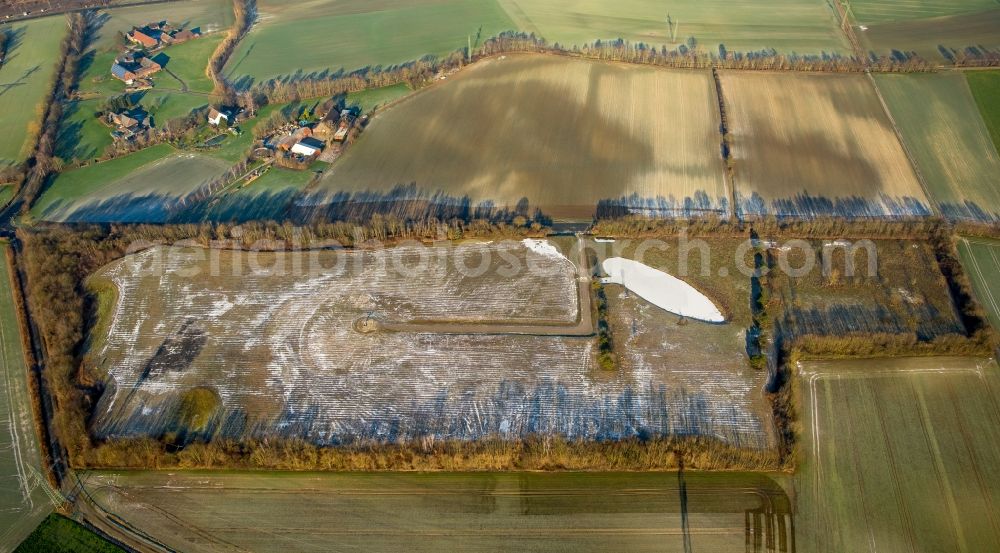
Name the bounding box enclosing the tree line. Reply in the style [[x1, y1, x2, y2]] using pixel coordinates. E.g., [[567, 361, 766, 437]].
[[206, 0, 255, 97]]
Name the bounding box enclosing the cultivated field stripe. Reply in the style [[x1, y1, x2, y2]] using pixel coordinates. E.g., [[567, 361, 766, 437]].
[[867, 72, 937, 215], [864, 378, 917, 552], [912, 381, 968, 552]]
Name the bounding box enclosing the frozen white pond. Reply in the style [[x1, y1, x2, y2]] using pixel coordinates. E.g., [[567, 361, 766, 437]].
[[602, 257, 725, 323]]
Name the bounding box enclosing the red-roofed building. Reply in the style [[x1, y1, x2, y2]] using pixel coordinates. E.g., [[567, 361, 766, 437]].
[[127, 29, 159, 49]]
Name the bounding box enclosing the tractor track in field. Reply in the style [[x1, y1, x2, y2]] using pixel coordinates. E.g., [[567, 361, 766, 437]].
[[910, 380, 968, 552], [841, 386, 879, 553], [865, 378, 917, 553]]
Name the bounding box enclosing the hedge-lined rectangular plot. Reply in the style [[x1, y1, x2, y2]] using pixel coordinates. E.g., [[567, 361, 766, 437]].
[[875, 73, 1000, 222], [312, 55, 729, 221], [720, 71, 930, 219]]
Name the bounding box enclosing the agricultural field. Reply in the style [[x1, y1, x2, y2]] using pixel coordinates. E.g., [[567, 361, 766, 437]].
[[765, 239, 964, 343], [31, 144, 232, 223], [0, 244, 54, 551], [0, 16, 67, 167], [87, 238, 773, 450], [225, 0, 516, 85], [846, 0, 999, 23], [957, 237, 1000, 331], [858, 8, 1000, 62], [498, 0, 850, 55], [875, 72, 1000, 222], [797, 356, 1000, 553], [314, 55, 729, 222], [967, 70, 1000, 153], [720, 71, 930, 219], [13, 514, 125, 553], [77, 470, 793, 552]]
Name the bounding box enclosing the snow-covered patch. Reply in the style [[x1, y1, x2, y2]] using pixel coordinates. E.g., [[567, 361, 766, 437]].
[[602, 258, 725, 323], [521, 239, 564, 259]]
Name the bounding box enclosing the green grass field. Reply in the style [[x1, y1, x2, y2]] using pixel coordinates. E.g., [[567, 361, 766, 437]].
[[191, 165, 319, 221], [859, 8, 1000, 62], [967, 70, 1000, 155], [225, 0, 516, 84], [0, 243, 54, 551], [958, 237, 1000, 330], [32, 144, 232, 223], [56, 99, 113, 162], [797, 356, 1000, 553], [80, 470, 793, 552], [346, 82, 413, 112], [847, 0, 1000, 24], [0, 16, 67, 166], [14, 514, 125, 553], [0, 185, 14, 208], [498, 0, 849, 55], [875, 72, 1000, 221]]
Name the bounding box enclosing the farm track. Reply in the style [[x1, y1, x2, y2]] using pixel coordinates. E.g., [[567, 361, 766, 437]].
[[378, 239, 593, 337], [909, 379, 968, 552], [840, 388, 878, 552]]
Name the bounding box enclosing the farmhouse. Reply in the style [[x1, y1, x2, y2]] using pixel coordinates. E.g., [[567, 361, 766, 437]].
[[107, 108, 150, 140], [291, 137, 324, 157], [126, 21, 202, 49], [271, 126, 313, 151], [208, 107, 232, 126], [127, 28, 159, 49], [110, 53, 161, 84]]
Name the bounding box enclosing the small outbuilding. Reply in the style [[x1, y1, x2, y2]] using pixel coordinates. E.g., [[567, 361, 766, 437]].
[[291, 137, 325, 157]]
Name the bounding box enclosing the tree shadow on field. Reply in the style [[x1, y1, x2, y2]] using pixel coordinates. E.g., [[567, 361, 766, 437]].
[[54, 100, 103, 162], [34, 188, 308, 224], [295, 58, 712, 221], [0, 24, 26, 61]]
